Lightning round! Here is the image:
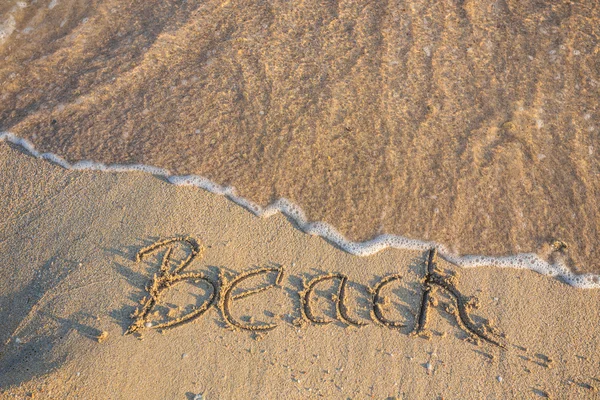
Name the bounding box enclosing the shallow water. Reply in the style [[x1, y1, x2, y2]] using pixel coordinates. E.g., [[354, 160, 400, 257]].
[[1, 0, 599, 272]]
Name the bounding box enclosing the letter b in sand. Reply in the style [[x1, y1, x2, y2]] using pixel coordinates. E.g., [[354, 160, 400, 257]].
[[127, 237, 217, 334]]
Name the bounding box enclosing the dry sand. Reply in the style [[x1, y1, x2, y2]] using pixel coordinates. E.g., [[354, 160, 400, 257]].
[[1, 144, 600, 399], [1, 0, 599, 272]]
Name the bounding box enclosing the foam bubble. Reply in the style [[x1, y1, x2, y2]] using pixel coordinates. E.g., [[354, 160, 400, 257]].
[[40, 152, 70, 168], [72, 160, 105, 171], [109, 164, 169, 175], [1, 131, 600, 289]]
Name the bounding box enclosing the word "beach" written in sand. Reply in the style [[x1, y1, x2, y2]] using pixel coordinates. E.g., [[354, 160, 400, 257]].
[[126, 237, 504, 347]]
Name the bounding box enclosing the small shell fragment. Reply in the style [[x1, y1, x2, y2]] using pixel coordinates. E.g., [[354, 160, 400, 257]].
[[96, 331, 109, 343]]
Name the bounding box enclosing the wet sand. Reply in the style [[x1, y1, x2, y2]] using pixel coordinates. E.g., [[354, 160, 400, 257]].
[[1, 144, 600, 399], [1, 0, 599, 271]]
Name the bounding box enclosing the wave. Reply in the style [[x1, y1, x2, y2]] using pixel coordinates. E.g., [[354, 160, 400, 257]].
[[2, 131, 599, 289]]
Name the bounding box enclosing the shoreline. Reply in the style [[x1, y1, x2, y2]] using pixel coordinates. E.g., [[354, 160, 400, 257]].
[[2, 133, 599, 289]]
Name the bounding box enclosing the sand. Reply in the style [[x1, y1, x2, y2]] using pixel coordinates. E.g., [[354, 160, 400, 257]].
[[1, 0, 599, 272], [1, 144, 600, 399]]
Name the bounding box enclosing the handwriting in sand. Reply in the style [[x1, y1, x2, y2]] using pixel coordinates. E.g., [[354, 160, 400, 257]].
[[126, 237, 504, 347]]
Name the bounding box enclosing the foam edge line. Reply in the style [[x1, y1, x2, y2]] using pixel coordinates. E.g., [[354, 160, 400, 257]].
[[1, 132, 598, 289]]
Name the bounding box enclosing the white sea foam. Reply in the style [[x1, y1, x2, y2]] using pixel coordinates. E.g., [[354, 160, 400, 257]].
[[2, 131, 599, 289]]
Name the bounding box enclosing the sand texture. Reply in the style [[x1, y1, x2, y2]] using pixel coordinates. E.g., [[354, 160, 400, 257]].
[[1, 144, 600, 399], [0, 0, 599, 272]]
